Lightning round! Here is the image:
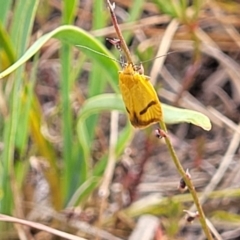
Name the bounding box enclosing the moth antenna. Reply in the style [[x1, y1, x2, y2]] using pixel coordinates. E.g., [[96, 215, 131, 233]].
[[140, 51, 177, 64], [106, 38, 125, 68], [76, 45, 121, 64]]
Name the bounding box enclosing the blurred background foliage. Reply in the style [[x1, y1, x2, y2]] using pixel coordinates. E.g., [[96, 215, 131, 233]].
[[0, 0, 240, 239]]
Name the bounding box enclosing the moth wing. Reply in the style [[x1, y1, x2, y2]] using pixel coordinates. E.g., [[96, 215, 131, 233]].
[[120, 72, 162, 128], [132, 74, 162, 127]]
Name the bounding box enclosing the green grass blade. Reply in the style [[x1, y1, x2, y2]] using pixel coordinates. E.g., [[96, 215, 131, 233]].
[[0, 0, 39, 218], [0, 24, 119, 206], [153, 0, 179, 18], [60, 43, 75, 201], [62, 0, 78, 24], [78, 93, 212, 131], [61, 0, 78, 202], [15, 54, 39, 154], [67, 176, 101, 207], [10, 0, 39, 57], [124, 0, 145, 42], [163, 104, 212, 131], [0, 22, 15, 69], [0, 0, 12, 26], [75, 123, 133, 204], [86, 0, 108, 142], [0, 26, 119, 92]]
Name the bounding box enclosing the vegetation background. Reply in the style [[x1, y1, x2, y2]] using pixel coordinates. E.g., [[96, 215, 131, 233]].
[[0, 0, 240, 239]]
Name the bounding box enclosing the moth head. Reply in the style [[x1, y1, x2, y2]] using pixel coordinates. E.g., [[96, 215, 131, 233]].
[[133, 64, 144, 75]]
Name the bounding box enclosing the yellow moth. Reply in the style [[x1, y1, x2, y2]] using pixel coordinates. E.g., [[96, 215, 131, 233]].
[[77, 43, 163, 128], [106, 0, 163, 129], [119, 62, 163, 128]]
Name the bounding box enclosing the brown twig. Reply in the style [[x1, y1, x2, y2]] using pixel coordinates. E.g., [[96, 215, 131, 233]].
[[0, 214, 86, 240], [159, 120, 213, 240], [106, 0, 133, 65]]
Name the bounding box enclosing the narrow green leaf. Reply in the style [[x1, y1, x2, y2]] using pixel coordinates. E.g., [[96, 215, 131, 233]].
[[0, 25, 119, 92], [0, 0, 40, 216], [78, 93, 212, 131], [0, 22, 16, 69], [67, 176, 101, 207], [61, 0, 78, 201], [76, 123, 133, 203], [10, 0, 39, 57], [153, 0, 179, 18], [212, 210, 240, 223], [76, 93, 211, 199], [60, 43, 75, 202], [163, 104, 212, 131], [92, 0, 106, 30], [79, 94, 124, 121], [124, 0, 145, 42], [15, 53, 39, 154], [62, 0, 77, 24], [86, 0, 108, 142], [0, 0, 12, 26]]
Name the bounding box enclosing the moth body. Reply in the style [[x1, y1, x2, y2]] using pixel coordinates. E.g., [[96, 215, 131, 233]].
[[119, 63, 163, 128]]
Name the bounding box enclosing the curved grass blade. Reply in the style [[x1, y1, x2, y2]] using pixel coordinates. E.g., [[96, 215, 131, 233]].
[[77, 93, 211, 190], [0, 25, 119, 92], [0, 0, 40, 221], [163, 104, 211, 131], [78, 93, 212, 131], [77, 94, 129, 174]]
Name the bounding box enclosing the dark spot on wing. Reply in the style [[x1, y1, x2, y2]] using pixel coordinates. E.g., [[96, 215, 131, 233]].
[[139, 101, 157, 115], [130, 111, 160, 128]]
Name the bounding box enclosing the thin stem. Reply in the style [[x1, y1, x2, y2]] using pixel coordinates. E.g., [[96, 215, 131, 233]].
[[159, 120, 213, 240], [106, 0, 133, 64], [106, 1, 212, 239]]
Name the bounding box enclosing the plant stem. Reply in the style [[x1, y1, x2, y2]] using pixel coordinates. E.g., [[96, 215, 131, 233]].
[[107, 1, 213, 239], [159, 120, 213, 240], [106, 0, 133, 65]]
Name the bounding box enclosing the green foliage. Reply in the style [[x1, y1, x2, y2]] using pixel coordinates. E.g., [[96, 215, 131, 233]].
[[212, 210, 240, 223], [154, 0, 204, 23], [0, 0, 40, 229], [0, 20, 211, 208], [0, 0, 212, 236], [78, 93, 211, 131], [153, 0, 181, 18], [161, 200, 182, 237], [0, 0, 12, 26]]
